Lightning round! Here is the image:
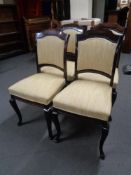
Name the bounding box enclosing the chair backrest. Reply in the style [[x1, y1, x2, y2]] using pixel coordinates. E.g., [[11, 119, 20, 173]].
[[35, 30, 68, 79], [76, 29, 121, 86], [60, 25, 86, 60], [94, 23, 125, 67]]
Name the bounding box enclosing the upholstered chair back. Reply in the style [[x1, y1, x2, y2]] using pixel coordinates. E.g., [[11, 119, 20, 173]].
[[36, 30, 68, 73], [61, 26, 86, 54], [94, 23, 125, 67], [76, 30, 120, 83]]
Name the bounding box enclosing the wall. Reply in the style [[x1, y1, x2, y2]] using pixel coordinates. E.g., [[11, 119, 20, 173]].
[[70, 0, 92, 19], [0, 0, 4, 4], [0, 0, 15, 4], [3, 0, 15, 4], [92, 0, 105, 21]]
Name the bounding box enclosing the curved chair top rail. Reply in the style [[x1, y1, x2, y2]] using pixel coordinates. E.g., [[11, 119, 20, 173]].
[[77, 29, 120, 43], [35, 29, 68, 41], [94, 23, 125, 34]]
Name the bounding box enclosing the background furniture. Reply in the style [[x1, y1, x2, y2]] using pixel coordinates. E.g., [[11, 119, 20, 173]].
[[0, 4, 27, 59], [123, 4, 131, 53], [24, 17, 51, 51], [16, 0, 51, 51], [60, 0, 101, 29]]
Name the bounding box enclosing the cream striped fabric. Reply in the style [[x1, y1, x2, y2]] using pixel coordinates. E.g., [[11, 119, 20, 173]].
[[37, 36, 65, 69], [41, 61, 75, 81], [41, 61, 119, 86], [9, 73, 65, 105], [63, 29, 82, 53], [78, 68, 119, 88], [53, 79, 112, 121], [77, 38, 117, 75]]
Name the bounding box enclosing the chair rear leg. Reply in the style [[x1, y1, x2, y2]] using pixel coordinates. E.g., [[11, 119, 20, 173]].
[[44, 110, 53, 140], [9, 96, 22, 126], [109, 89, 117, 122], [99, 121, 109, 160], [52, 111, 61, 143], [108, 115, 112, 122]]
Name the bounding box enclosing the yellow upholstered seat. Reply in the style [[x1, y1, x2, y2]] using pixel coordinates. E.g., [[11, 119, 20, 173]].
[[53, 79, 112, 121], [9, 73, 65, 106]]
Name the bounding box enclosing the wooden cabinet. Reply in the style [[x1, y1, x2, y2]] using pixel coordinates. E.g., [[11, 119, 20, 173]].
[[16, 0, 51, 51], [24, 17, 51, 51], [0, 4, 27, 59], [123, 5, 131, 53], [106, 10, 119, 23]]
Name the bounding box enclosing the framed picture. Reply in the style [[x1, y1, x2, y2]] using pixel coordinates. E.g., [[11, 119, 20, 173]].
[[120, 0, 129, 5]]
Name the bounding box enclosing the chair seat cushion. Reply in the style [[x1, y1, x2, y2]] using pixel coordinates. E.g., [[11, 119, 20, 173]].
[[41, 61, 75, 82], [53, 80, 112, 121], [9, 73, 65, 105]]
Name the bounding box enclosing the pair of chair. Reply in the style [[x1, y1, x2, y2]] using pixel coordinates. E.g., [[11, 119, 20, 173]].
[[8, 28, 121, 159]]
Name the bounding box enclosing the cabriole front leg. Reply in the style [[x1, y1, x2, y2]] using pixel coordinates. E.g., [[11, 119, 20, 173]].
[[99, 121, 109, 160], [9, 96, 22, 126]]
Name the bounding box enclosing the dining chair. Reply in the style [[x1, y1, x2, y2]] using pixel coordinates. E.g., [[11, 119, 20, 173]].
[[8, 30, 68, 140], [52, 29, 121, 159]]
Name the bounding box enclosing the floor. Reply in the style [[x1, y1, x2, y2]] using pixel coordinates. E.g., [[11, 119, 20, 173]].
[[0, 52, 131, 175]]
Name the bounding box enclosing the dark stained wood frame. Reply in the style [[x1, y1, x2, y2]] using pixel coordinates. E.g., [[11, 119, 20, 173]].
[[9, 29, 69, 140], [52, 29, 121, 159], [94, 23, 125, 33]]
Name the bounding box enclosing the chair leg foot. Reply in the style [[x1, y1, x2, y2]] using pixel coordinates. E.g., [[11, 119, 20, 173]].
[[52, 111, 61, 143], [108, 115, 112, 122], [112, 89, 117, 106], [99, 121, 109, 160], [9, 96, 22, 126], [44, 110, 53, 140]]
